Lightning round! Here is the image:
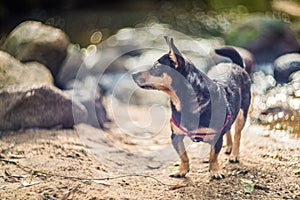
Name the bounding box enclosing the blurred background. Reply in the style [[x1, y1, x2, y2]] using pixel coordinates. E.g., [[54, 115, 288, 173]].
[[1, 0, 298, 47], [0, 0, 300, 138]]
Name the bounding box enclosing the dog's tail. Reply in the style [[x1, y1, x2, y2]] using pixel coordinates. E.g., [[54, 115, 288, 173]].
[[215, 47, 245, 68]]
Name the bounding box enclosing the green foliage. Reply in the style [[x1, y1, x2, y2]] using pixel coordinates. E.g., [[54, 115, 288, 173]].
[[294, 169, 300, 175], [226, 26, 258, 47], [244, 184, 255, 194]]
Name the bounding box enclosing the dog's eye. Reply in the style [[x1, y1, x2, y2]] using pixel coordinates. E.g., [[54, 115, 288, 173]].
[[153, 64, 161, 72], [150, 64, 163, 76]]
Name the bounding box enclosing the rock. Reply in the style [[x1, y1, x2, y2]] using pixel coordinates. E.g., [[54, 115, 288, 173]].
[[274, 53, 300, 83], [254, 63, 274, 75], [0, 84, 87, 131], [250, 83, 300, 128], [289, 70, 300, 82], [1, 21, 69, 77], [64, 76, 109, 129], [289, 71, 300, 97], [56, 44, 90, 89], [225, 16, 300, 64], [251, 71, 276, 95], [0, 51, 53, 89]]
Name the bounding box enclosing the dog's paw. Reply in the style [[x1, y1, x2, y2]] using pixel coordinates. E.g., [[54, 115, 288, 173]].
[[210, 170, 225, 180], [229, 156, 240, 163], [225, 147, 232, 155], [169, 171, 187, 178]]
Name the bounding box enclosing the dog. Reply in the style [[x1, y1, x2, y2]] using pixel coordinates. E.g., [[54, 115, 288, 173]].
[[132, 36, 251, 179]]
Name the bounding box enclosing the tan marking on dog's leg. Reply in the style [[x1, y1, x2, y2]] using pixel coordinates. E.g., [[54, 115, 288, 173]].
[[229, 110, 245, 163], [169, 134, 189, 178], [178, 151, 189, 175], [225, 130, 233, 154], [209, 145, 224, 179]]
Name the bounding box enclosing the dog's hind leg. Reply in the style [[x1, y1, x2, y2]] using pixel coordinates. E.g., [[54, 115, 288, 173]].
[[225, 130, 233, 154], [209, 137, 225, 179], [229, 109, 245, 163], [169, 134, 189, 178]]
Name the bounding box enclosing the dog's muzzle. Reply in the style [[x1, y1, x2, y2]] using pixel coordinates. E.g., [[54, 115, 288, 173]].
[[132, 72, 142, 83], [132, 71, 155, 89], [132, 72, 146, 87]]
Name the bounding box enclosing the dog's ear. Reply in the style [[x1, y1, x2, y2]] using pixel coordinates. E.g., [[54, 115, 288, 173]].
[[164, 36, 184, 69]]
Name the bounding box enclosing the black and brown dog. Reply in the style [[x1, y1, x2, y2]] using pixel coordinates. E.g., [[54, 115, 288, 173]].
[[132, 36, 251, 179]]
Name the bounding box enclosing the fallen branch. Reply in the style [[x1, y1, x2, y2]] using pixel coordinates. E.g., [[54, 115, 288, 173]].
[[0, 158, 187, 189]]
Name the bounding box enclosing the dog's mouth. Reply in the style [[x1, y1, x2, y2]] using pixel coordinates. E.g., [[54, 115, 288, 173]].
[[134, 80, 155, 90], [140, 84, 154, 89]]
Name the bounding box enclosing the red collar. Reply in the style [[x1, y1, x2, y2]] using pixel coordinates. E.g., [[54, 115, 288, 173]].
[[171, 114, 232, 142]]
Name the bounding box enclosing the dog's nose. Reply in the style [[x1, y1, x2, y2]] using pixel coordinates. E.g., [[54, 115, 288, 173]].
[[132, 72, 145, 86], [132, 72, 142, 82], [131, 72, 139, 80]]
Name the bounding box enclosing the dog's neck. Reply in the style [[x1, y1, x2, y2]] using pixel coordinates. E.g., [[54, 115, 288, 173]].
[[170, 63, 227, 131], [170, 68, 210, 130]]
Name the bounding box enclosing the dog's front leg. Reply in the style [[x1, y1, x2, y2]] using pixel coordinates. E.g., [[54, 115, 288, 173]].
[[169, 133, 189, 178], [209, 138, 225, 179]]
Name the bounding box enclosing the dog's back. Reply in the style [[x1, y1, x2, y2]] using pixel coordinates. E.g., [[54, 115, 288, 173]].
[[207, 48, 251, 119]]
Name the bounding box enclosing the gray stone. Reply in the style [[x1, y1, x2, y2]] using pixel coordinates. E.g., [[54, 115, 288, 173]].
[[290, 71, 300, 82], [0, 84, 87, 131], [274, 53, 300, 83], [226, 16, 300, 64], [0, 50, 53, 89], [1, 21, 69, 76], [251, 71, 276, 95]]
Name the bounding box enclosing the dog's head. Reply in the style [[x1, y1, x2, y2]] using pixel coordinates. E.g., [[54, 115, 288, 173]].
[[132, 36, 186, 92]]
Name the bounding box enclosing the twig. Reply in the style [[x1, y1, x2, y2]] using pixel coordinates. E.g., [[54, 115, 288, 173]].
[[288, 161, 300, 166], [0, 158, 19, 165], [0, 158, 187, 189], [60, 185, 80, 200]]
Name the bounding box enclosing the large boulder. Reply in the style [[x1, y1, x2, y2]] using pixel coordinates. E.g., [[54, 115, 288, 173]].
[[225, 16, 300, 64], [1, 21, 69, 77], [274, 53, 300, 83], [290, 70, 300, 82], [0, 84, 87, 131], [0, 51, 53, 89]]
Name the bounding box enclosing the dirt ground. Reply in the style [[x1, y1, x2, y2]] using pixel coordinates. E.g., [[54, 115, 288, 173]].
[[0, 103, 300, 199]]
